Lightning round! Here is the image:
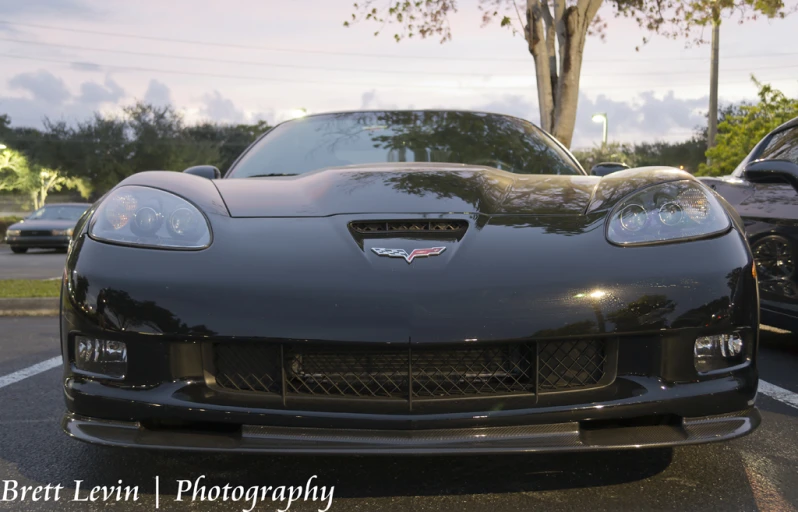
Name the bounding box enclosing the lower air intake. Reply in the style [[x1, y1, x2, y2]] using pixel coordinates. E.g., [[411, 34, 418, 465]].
[[213, 339, 610, 400]]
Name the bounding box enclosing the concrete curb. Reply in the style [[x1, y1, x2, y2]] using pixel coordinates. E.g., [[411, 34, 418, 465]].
[[0, 297, 59, 316]]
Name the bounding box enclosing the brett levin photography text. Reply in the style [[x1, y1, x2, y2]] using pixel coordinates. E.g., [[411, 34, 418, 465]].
[[1, 475, 334, 511]]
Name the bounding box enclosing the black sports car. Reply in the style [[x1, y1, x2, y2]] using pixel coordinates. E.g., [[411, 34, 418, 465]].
[[5, 203, 90, 253], [702, 117, 798, 333], [60, 110, 759, 454]]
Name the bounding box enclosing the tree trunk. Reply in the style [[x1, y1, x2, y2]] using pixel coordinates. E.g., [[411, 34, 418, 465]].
[[527, 0, 602, 149], [551, 0, 602, 148], [527, 0, 555, 132]]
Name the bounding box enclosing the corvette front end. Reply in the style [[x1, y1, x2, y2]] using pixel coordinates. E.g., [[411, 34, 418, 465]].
[[60, 111, 760, 454]]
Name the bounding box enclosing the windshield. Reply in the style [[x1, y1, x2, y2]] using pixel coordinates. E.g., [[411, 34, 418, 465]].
[[27, 205, 88, 221], [228, 111, 584, 178]]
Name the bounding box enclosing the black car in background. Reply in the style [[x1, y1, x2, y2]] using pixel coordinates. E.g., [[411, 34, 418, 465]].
[[4, 203, 91, 253], [703, 117, 798, 333]]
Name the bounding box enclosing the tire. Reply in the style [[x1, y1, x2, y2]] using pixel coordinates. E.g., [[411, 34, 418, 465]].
[[10, 247, 28, 254]]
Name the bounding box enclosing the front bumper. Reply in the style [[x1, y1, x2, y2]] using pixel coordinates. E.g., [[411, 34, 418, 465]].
[[62, 408, 760, 454], [6, 235, 70, 248], [60, 213, 761, 453]]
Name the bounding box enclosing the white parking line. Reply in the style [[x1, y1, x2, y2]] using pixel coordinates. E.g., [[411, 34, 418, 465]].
[[761, 325, 792, 334], [0, 356, 62, 389], [1, 357, 798, 412], [759, 380, 798, 410]]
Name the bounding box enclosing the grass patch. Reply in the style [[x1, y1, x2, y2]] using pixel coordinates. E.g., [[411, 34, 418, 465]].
[[0, 279, 61, 298]]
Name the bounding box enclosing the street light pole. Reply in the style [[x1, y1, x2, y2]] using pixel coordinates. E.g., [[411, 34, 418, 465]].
[[592, 113, 608, 148], [707, 10, 721, 152]]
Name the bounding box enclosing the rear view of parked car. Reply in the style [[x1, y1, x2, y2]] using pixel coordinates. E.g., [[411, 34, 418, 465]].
[[4, 203, 91, 253]]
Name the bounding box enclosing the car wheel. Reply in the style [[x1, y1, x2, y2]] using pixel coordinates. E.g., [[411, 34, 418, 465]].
[[10, 247, 28, 254], [752, 235, 795, 279]]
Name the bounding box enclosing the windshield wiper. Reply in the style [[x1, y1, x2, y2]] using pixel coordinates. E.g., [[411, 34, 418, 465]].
[[245, 173, 298, 177]]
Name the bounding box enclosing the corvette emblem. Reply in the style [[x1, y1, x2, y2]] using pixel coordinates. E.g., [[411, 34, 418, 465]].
[[371, 247, 446, 263]]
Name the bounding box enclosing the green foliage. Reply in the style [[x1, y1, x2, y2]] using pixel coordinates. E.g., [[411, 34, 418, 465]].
[[0, 216, 23, 238], [347, 0, 792, 46], [0, 149, 90, 209], [573, 143, 638, 171], [0, 103, 271, 196], [573, 137, 707, 174], [612, 0, 792, 48], [698, 78, 798, 176]]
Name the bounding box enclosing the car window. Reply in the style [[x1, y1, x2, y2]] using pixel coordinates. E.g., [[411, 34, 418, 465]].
[[759, 126, 798, 164], [228, 111, 584, 178], [27, 206, 88, 221]]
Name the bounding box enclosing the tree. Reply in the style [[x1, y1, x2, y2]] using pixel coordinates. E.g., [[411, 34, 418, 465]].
[[346, 0, 791, 148], [0, 149, 90, 209], [1, 105, 272, 196], [698, 78, 798, 177]]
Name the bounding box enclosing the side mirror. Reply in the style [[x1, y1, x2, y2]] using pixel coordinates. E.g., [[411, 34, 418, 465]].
[[183, 165, 221, 180], [744, 159, 798, 192], [590, 162, 630, 177]]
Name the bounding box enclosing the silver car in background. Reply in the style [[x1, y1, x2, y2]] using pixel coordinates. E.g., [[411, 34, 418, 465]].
[[4, 203, 91, 254]]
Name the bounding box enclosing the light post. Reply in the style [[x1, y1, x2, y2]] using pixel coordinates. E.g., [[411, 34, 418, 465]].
[[592, 113, 608, 148]]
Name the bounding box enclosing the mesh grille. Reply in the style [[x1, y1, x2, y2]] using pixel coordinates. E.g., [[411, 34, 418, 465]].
[[214, 344, 281, 393], [19, 230, 53, 237], [538, 340, 607, 390], [213, 340, 609, 401], [411, 345, 535, 397], [350, 220, 468, 235]]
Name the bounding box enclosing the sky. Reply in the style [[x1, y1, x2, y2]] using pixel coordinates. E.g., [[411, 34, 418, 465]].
[[0, 0, 796, 149]]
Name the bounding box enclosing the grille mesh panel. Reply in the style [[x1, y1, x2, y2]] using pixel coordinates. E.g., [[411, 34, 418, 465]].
[[538, 340, 607, 390], [350, 220, 468, 235], [213, 340, 609, 401]]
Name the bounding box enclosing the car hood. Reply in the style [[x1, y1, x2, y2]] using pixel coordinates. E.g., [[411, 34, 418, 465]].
[[215, 163, 600, 217], [8, 219, 77, 230]]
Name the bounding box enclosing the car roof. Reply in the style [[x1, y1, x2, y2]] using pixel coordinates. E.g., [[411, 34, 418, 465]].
[[291, 109, 537, 126]]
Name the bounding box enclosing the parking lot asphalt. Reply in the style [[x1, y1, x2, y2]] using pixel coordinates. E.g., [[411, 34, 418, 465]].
[[0, 246, 66, 280], [0, 316, 796, 511]]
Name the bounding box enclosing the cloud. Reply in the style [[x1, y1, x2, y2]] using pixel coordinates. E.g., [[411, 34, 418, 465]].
[[77, 77, 125, 105], [200, 90, 245, 123], [8, 70, 71, 105], [361, 90, 377, 109], [1, 71, 129, 127], [574, 91, 708, 147], [0, 0, 95, 18], [143, 80, 172, 107], [472, 94, 539, 124]]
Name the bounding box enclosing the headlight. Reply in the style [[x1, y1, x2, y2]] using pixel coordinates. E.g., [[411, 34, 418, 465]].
[[89, 185, 211, 249], [52, 228, 74, 236], [606, 180, 730, 246], [5, 229, 21, 237]]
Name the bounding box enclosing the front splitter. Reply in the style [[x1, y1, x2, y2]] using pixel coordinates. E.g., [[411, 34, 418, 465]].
[[62, 408, 760, 454]]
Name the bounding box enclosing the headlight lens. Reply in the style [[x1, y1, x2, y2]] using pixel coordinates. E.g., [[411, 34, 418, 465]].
[[89, 185, 211, 249], [51, 228, 74, 236], [606, 180, 730, 246], [5, 229, 21, 237]]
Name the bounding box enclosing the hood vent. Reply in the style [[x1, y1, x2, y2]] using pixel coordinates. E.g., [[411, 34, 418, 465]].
[[350, 220, 468, 236]]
